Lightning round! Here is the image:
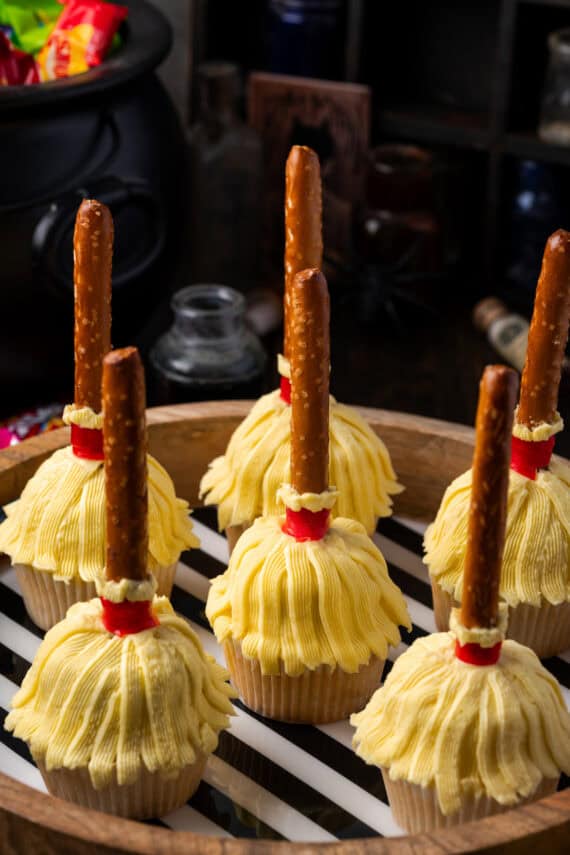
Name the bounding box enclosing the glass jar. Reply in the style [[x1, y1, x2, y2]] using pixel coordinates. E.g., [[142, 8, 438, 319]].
[[539, 28, 570, 145], [149, 285, 267, 404]]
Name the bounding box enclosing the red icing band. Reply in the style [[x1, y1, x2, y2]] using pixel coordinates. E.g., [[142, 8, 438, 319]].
[[510, 435, 555, 481], [454, 639, 502, 666], [282, 507, 330, 541], [280, 376, 291, 404], [101, 598, 159, 637], [71, 424, 104, 460]]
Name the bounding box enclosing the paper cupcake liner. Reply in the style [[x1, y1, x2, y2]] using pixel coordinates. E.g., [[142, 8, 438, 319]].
[[225, 523, 251, 554], [15, 561, 178, 632], [224, 639, 383, 723], [37, 756, 206, 820], [382, 770, 558, 834], [15, 564, 96, 632], [431, 581, 570, 658]]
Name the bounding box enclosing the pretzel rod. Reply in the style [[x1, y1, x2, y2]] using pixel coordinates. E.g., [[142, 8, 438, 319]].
[[74, 199, 113, 412], [518, 229, 570, 428], [461, 365, 518, 629], [284, 146, 323, 359], [290, 268, 330, 495], [103, 347, 148, 582]]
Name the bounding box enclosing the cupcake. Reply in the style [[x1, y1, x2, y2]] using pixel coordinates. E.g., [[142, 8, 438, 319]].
[[353, 365, 570, 833], [5, 347, 234, 819], [200, 146, 401, 551], [425, 230, 570, 657], [0, 201, 198, 630], [206, 269, 410, 723]]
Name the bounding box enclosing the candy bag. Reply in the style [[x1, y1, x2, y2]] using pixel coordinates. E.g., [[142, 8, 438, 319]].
[[0, 0, 62, 54], [0, 30, 39, 84], [38, 0, 127, 80]]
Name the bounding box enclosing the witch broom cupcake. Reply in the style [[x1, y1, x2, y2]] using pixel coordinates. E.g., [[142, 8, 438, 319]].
[[425, 230, 570, 657], [200, 145, 401, 550], [206, 268, 410, 723], [5, 347, 234, 819], [353, 365, 570, 833], [0, 200, 198, 629]]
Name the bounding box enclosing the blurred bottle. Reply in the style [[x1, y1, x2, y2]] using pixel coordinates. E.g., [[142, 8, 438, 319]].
[[186, 63, 262, 291], [149, 285, 267, 404], [473, 296, 569, 374], [507, 160, 561, 303], [539, 28, 570, 145], [473, 298, 529, 372], [267, 0, 344, 79]]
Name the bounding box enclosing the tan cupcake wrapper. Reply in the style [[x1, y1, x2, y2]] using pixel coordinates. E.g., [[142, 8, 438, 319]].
[[382, 770, 558, 834], [15, 562, 178, 631], [36, 756, 206, 820], [431, 581, 570, 659], [224, 638, 384, 723]]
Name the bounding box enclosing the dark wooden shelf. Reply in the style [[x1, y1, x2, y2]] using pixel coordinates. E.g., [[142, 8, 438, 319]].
[[505, 131, 570, 165], [517, 0, 570, 9], [378, 106, 490, 150]]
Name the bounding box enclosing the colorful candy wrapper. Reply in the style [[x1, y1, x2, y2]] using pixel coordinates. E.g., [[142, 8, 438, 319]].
[[0, 403, 64, 449], [0, 30, 39, 84], [38, 0, 127, 81], [0, 1, 62, 54]]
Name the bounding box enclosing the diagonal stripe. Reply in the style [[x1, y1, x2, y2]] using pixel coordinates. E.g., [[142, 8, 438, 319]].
[[0, 582, 393, 836], [160, 803, 233, 837], [191, 519, 229, 565], [0, 742, 46, 792], [205, 754, 337, 842], [0, 673, 236, 839]]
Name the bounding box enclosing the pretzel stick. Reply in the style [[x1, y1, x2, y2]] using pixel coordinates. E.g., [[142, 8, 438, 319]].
[[518, 229, 570, 429], [461, 365, 518, 629], [103, 347, 148, 582], [284, 146, 323, 359], [289, 269, 330, 495], [74, 199, 113, 412]]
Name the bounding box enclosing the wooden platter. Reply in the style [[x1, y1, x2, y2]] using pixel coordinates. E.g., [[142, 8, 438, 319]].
[[0, 401, 568, 854]]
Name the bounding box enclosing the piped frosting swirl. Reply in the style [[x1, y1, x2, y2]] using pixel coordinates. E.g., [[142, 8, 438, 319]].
[[351, 632, 570, 816], [200, 390, 402, 535], [0, 447, 199, 581], [424, 459, 570, 606], [5, 597, 235, 789], [206, 514, 411, 676]]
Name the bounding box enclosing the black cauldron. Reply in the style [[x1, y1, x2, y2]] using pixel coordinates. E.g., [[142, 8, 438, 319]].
[[0, 0, 185, 415]]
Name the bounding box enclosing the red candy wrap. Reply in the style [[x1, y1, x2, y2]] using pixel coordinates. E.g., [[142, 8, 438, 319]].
[[0, 32, 39, 85], [39, 0, 127, 81]]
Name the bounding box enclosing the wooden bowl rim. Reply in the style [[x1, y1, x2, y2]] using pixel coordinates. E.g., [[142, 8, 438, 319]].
[[0, 401, 568, 854]]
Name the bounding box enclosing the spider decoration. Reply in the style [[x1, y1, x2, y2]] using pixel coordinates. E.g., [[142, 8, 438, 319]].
[[327, 224, 449, 334]]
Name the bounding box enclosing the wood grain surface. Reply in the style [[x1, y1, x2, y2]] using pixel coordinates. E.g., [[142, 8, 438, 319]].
[[0, 402, 568, 854]]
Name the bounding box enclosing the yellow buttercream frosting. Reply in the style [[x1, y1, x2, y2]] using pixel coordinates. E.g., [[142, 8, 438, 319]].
[[5, 597, 235, 789], [199, 390, 402, 534], [424, 459, 570, 607], [512, 410, 564, 442], [0, 448, 199, 582], [206, 514, 411, 676], [277, 353, 290, 379], [450, 605, 508, 647], [277, 484, 339, 512], [63, 404, 103, 430], [351, 632, 570, 816], [96, 575, 157, 603]]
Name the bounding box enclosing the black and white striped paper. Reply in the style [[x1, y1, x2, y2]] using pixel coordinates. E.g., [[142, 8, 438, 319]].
[[0, 507, 568, 841]]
